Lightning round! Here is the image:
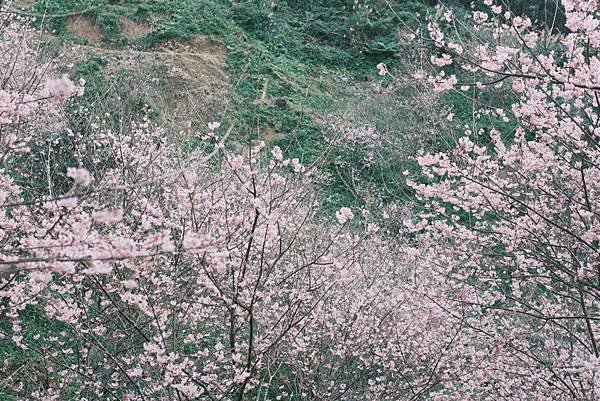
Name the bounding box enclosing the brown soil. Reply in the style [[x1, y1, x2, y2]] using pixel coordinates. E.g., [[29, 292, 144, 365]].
[[261, 124, 285, 147], [62, 36, 229, 133], [66, 16, 102, 41], [151, 37, 229, 131], [118, 17, 152, 41]]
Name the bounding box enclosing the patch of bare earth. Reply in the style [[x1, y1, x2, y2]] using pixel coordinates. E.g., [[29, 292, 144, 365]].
[[62, 36, 229, 133], [231, 123, 285, 153], [66, 16, 102, 41], [118, 16, 151, 41], [261, 124, 285, 146], [151, 37, 229, 132]]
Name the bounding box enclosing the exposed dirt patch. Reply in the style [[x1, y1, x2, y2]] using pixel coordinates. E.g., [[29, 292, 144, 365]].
[[62, 36, 229, 133], [118, 16, 152, 41], [157, 37, 227, 73], [232, 124, 285, 153], [261, 124, 285, 146], [66, 16, 102, 41], [151, 37, 229, 130]]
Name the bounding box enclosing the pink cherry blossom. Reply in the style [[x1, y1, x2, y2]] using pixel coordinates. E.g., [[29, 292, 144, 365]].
[[335, 207, 354, 224]]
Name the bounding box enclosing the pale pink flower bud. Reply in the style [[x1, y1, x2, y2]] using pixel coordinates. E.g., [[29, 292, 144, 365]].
[[229, 155, 244, 169], [67, 167, 92, 187], [45, 76, 76, 102], [122, 279, 138, 289], [271, 146, 283, 161], [336, 207, 354, 224]]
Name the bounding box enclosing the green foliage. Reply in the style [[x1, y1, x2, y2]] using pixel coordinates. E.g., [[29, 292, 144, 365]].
[[218, 0, 436, 211], [26, 0, 440, 211]]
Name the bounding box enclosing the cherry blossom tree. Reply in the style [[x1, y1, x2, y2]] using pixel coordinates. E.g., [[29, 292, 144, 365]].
[[400, 0, 600, 399]]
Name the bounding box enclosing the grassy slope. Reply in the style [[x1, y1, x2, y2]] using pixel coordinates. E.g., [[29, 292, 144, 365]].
[[9, 0, 529, 214], [10, 0, 521, 215], [21, 0, 438, 211]]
